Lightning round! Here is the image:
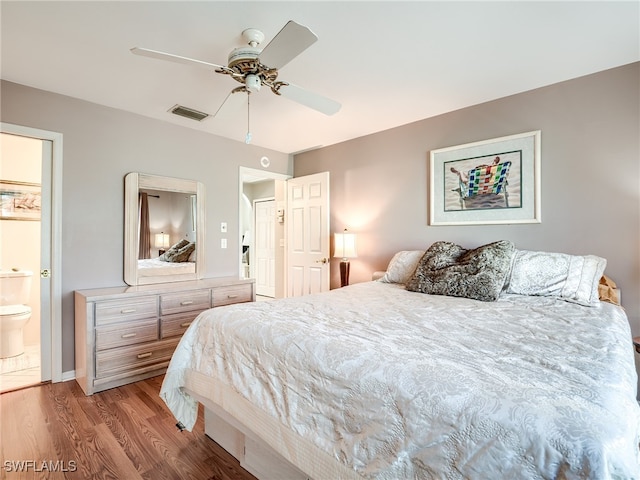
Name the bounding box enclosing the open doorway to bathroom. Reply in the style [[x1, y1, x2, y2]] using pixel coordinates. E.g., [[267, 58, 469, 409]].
[[0, 133, 43, 392], [0, 123, 62, 393]]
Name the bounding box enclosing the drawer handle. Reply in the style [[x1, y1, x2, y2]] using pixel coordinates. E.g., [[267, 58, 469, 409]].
[[180, 300, 194, 306], [227, 294, 238, 299], [120, 308, 136, 314], [121, 333, 137, 339], [137, 352, 153, 359], [180, 322, 192, 328]]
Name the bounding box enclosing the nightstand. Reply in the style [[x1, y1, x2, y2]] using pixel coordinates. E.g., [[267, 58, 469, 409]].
[[633, 337, 640, 354]]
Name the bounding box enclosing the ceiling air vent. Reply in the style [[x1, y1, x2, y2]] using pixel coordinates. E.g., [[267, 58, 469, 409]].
[[169, 104, 210, 122]]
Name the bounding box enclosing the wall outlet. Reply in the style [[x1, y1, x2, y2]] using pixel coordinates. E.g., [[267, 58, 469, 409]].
[[220, 222, 227, 233], [221, 238, 227, 248]]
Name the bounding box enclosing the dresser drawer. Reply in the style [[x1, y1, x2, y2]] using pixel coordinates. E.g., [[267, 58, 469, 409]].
[[95, 296, 158, 326], [96, 318, 159, 351], [95, 338, 179, 379], [213, 283, 253, 307], [161, 311, 203, 339], [160, 289, 211, 316]]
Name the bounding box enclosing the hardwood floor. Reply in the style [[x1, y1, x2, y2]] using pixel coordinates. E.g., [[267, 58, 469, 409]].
[[0, 376, 256, 480]]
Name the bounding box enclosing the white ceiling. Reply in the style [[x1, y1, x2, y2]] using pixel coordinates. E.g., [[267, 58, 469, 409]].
[[2, 1, 638, 154]]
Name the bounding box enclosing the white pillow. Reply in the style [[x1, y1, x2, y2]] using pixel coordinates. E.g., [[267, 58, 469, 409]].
[[379, 250, 425, 284], [505, 249, 606, 306]]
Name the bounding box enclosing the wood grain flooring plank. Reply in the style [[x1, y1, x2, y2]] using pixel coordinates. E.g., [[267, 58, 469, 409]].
[[1, 389, 33, 480], [1, 376, 256, 480], [92, 423, 144, 480], [131, 380, 174, 420], [42, 383, 122, 480], [20, 386, 61, 480], [110, 398, 211, 480], [94, 391, 181, 479]]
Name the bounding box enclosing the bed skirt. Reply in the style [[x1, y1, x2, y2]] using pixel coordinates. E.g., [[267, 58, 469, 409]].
[[183, 369, 362, 480]]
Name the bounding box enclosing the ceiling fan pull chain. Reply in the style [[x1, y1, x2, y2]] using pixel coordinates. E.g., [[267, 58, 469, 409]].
[[245, 92, 252, 144]]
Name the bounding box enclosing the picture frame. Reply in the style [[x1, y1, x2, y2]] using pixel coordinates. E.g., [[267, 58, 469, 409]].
[[0, 180, 42, 221], [429, 130, 541, 225]]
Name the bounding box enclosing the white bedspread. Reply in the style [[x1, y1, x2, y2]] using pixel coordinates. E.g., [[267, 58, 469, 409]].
[[137, 257, 195, 276], [161, 281, 640, 479]]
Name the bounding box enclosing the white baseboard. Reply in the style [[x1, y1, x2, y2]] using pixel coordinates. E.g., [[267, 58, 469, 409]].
[[61, 370, 75, 382]]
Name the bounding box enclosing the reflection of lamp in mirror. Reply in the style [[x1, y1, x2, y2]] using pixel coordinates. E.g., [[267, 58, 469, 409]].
[[155, 232, 170, 255], [334, 229, 357, 287]]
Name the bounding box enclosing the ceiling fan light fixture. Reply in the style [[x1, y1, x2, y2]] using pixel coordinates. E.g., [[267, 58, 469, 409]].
[[245, 74, 261, 93]]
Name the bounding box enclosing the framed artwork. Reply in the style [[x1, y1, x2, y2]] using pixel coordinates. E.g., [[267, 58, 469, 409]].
[[0, 180, 42, 221], [429, 130, 541, 225]]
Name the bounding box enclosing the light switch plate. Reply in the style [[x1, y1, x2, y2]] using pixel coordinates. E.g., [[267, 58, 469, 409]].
[[220, 222, 227, 233]]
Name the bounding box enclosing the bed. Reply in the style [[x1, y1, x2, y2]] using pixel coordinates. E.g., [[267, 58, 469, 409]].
[[160, 241, 640, 479], [138, 239, 196, 277], [137, 257, 195, 277]]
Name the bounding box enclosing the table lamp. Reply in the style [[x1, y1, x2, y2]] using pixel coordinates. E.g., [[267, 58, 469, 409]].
[[334, 229, 357, 287]]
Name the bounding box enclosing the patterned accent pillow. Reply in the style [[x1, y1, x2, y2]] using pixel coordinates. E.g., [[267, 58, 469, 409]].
[[159, 239, 190, 261], [164, 242, 195, 263], [379, 250, 425, 284], [406, 240, 515, 302], [505, 250, 606, 306]]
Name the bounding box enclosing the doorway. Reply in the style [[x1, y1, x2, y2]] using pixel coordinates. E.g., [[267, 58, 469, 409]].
[[239, 167, 290, 299], [0, 123, 63, 391]]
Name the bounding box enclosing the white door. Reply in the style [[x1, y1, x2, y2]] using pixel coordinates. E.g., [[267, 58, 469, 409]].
[[286, 172, 330, 297], [254, 199, 276, 297], [39, 139, 53, 382]]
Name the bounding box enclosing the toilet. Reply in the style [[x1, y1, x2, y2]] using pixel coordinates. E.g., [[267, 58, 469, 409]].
[[0, 270, 33, 358]]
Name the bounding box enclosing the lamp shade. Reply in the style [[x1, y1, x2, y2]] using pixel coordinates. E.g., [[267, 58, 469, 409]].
[[155, 232, 170, 249], [334, 230, 357, 259]]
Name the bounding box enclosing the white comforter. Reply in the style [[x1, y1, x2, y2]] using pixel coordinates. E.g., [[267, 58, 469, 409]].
[[161, 281, 640, 479], [137, 257, 195, 276]]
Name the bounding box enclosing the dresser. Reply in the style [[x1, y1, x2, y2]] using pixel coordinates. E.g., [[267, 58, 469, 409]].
[[75, 277, 255, 395]]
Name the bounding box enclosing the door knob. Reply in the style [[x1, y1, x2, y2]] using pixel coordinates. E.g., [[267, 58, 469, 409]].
[[315, 258, 328, 264]]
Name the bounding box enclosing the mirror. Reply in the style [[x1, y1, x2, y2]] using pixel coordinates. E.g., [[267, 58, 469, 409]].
[[124, 172, 205, 285]]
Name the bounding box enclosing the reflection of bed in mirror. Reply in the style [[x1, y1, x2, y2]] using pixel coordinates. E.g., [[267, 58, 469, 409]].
[[139, 238, 197, 277], [124, 172, 205, 286], [137, 258, 196, 277]]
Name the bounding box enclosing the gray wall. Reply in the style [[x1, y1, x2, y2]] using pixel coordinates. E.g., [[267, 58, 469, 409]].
[[295, 63, 640, 338], [1, 80, 291, 374], [2, 62, 638, 376]]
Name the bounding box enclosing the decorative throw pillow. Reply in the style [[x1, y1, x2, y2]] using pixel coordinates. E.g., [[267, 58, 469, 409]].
[[598, 274, 620, 306], [164, 242, 195, 263], [505, 249, 606, 306], [379, 250, 425, 284], [159, 239, 190, 261], [406, 240, 515, 302]]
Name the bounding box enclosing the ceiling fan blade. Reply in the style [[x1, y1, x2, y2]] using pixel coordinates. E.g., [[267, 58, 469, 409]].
[[278, 83, 341, 116], [130, 47, 234, 74], [258, 21, 318, 69]]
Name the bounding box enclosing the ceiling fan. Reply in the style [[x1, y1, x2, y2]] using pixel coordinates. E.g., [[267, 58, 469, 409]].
[[131, 20, 341, 127]]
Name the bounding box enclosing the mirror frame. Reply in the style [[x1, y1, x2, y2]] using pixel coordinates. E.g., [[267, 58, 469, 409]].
[[124, 172, 206, 285]]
